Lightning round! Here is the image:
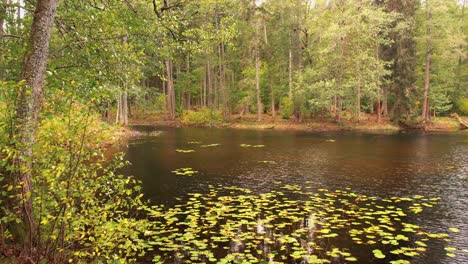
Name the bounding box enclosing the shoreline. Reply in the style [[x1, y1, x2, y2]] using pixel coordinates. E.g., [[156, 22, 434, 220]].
[[126, 114, 467, 134]]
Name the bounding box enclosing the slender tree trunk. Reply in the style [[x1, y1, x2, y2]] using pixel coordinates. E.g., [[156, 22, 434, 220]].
[[199, 78, 203, 108], [336, 1, 345, 121], [185, 53, 190, 110], [162, 80, 167, 120], [254, 10, 261, 121], [382, 86, 388, 116], [422, 2, 431, 121], [0, 0, 5, 80], [122, 88, 128, 126], [337, 96, 342, 122], [0, 0, 5, 37], [115, 93, 121, 124], [288, 47, 293, 99], [333, 95, 337, 115], [456, 0, 465, 92], [356, 74, 361, 121], [207, 59, 212, 107], [377, 89, 381, 123], [215, 9, 227, 117], [203, 64, 207, 107], [297, 0, 302, 72], [270, 79, 275, 118], [107, 101, 111, 123], [16, 0, 20, 32], [166, 59, 175, 120], [12, 0, 59, 253], [213, 65, 218, 108]]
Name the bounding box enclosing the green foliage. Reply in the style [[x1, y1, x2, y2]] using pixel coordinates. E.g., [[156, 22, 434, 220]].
[[280, 97, 294, 119], [456, 98, 468, 115], [0, 83, 150, 262], [182, 108, 223, 126]]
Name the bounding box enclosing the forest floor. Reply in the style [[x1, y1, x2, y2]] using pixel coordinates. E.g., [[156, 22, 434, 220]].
[[129, 111, 466, 133]]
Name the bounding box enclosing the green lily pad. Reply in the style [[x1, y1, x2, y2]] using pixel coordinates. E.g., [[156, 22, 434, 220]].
[[171, 168, 198, 176], [176, 149, 195, 153], [372, 249, 386, 259]]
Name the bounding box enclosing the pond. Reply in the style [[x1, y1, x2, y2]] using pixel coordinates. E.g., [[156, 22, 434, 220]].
[[119, 126, 467, 264]]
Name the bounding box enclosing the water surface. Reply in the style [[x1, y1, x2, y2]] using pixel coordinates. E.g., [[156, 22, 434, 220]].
[[120, 126, 468, 263]]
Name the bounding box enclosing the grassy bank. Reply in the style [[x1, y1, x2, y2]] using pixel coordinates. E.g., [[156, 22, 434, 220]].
[[129, 111, 467, 133]]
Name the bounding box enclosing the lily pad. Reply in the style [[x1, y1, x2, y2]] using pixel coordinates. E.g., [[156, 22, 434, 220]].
[[201, 143, 221, 147], [176, 149, 195, 153], [171, 168, 198, 176], [372, 249, 386, 259]]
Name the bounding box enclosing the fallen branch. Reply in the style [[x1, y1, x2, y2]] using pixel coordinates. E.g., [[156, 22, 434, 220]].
[[450, 113, 468, 129]]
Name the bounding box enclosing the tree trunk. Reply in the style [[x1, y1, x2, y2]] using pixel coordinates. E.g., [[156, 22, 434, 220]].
[[0, 0, 5, 80], [377, 89, 381, 123], [288, 39, 293, 99], [207, 59, 212, 108], [356, 75, 361, 121], [115, 92, 121, 124], [254, 12, 261, 121], [107, 101, 111, 123], [0, 0, 5, 38], [162, 80, 167, 120], [270, 79, 275, 118], [333, 95, 337, 116], [166, 59, 175, 120], [215, 9, 227, 117], [422, 2, 431, 122], [456, 0, 465, 91], [203, 64, 207, 107], [122, 88, 128, 126], [12, 0, 59, 253], [382, 86, 388, 116], [186, 53, 191, 110], [297, 0, 302, 72]]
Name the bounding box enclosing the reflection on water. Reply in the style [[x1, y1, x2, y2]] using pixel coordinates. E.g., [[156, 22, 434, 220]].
[[119, 126, 468, 264]]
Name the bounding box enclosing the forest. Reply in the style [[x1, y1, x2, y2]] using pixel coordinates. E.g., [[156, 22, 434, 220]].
[[0, 0, 467, 263]]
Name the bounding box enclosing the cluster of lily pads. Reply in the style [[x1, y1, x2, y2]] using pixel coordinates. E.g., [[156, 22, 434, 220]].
[[145, 184, 463, 263], [172, 142, 270, 177]]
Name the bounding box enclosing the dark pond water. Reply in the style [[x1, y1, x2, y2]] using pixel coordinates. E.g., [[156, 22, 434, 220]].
[[119, 126, 468, 264]]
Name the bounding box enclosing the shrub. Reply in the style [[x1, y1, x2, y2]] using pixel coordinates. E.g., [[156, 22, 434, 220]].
[[0, 83, 151, 263], [457, 98, 468, 115], [280, 97, 294, 119], [182, 108, 223, 126]]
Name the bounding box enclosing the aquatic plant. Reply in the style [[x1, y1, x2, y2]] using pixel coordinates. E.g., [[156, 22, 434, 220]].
[[257, 161, 276, 164], [240, 144, 265, 148], [176, 149, 195, 153], [201, 143, 221, 148], [145, 184, 462, 263], [171, 168, 199, 176]]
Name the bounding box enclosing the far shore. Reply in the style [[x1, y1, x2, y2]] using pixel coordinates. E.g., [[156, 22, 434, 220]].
[[125, 112, 467, 134]]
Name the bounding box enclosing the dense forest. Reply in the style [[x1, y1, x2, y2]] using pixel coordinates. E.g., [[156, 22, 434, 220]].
[[0, 0, 467, 263], [1, 0, 467, 125]]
